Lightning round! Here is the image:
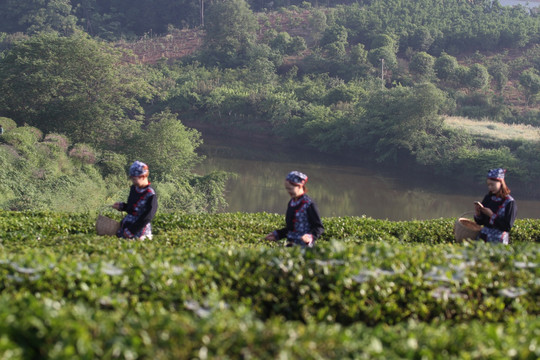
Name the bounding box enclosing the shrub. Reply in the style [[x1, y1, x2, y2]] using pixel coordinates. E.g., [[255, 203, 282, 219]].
[[68, 144, 97, 164], [43, 133, 70, 152], [409, 51, 435, 79]]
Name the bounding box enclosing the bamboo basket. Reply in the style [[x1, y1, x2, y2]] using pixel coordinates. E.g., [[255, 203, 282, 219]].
[[96, 208, 120, 236], [454, 212, 482, 242]]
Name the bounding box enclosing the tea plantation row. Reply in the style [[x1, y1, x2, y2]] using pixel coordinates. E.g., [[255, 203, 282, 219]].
[[0, 211, 538, 359], [1, 210, 539, 243]]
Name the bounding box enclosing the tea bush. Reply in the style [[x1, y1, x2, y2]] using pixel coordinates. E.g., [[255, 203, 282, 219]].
[[0, 210, 538, 358]]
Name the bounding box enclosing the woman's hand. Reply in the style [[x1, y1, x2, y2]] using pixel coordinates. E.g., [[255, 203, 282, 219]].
[[474, 201, 483, 216], [265, 232, 277, 241], [112, 202, 122, 211], [301, 234, 313, 245], [475, 201, 494, 217], [480, 207, 494, 217]]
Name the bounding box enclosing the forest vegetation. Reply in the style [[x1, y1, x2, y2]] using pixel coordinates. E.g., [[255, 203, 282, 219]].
[[1, 0, 540, 212]]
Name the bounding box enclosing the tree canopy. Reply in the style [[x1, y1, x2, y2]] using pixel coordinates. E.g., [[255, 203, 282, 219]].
[[202, 0, 259, 67], [0, 31, 154, 145]]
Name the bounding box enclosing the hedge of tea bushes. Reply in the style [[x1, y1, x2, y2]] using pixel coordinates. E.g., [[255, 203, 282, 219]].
[[0, 235, 538, 327], [1, 210, 539, 243], [0, 292, 538, 359], [0, 211, 538, 358]]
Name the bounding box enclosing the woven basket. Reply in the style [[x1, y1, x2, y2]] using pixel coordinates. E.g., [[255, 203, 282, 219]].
[[454, 212, 482, 242], [96, 214, 120, 236]]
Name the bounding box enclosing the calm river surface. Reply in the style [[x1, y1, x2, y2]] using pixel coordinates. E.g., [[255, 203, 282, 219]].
[[499, 0, 540, 8], [195, 133, 540, 221]]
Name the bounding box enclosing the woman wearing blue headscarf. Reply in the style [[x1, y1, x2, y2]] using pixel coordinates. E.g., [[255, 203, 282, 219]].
[[265, 171, 324, 247], [474, 168, 517, 244], [112, 161, 158, 240]]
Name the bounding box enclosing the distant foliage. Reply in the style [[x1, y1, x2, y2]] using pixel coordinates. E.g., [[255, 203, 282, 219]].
[[202, 0, 259, 67], [519, 68, 540, 105], [68, 143, 97, 164], [434, 53, 459, 81], [488, 59, 509, 91], [0, 120, 229, 213], [0, 125, 110, 211], [409, 52, 435, 80], [367, 46, 397, 71], [0, 0, 540, 201], [129, 110, 203, 181], [0, 31, 154, 145], [465, 63, 490, 91]]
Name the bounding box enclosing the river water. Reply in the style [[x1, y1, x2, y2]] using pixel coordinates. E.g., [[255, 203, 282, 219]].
[[195, 132, 540, 221], [499, 0, 540, 8]]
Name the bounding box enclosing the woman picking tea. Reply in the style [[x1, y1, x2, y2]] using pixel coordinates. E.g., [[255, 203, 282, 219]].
[[474, 168, 517, 244]]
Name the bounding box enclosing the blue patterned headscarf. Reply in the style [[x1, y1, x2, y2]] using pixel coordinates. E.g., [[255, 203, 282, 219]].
[[129, 161, 149, 177], [286, 171, 308, 186], [487, 168, 505, 180]]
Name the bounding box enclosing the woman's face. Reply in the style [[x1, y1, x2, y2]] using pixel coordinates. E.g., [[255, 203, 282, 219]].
[[284, 180, 304, 199], [487, 179, 501, 194], [131, 175, 149, 188]]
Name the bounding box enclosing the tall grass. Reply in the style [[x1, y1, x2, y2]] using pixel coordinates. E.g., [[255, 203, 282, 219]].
[[444, 116, 540, 142]]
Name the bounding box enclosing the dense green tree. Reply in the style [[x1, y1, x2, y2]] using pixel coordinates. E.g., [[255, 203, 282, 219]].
[[71, 0, 201, 38], [0, 31, 154, 145], [246, 57, 278, 85], [528, 45, 540, 72], [202, 0, 259, 67], [0, 0, 28, 33], [434, 53, 458, 81], [270, 32, 292, 54], [357, 83, 447, 162], [24, 0, 79, 35], [349, 44, 368, 65], [488, 60, 509, 92], [370, 34, 396, 51], [129, 110, 202, 181], [307, 8, 328, 44], [409, 52, 435, 80], [324, 41, 347, 60], [465, 63, 490, 91], [0, 0, 78, 35], [413, 127, 473, 171], [320, 25, 348, 47], [299, 104, 362, 152], [269, 32, 306, 55], [519, 68, 540, 106], [367, 46, 397, 71], [288, 36, 307, 55], [408, 26, 434, 52], [454, 65, 470, 87], [323, 83, 364, 106]]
